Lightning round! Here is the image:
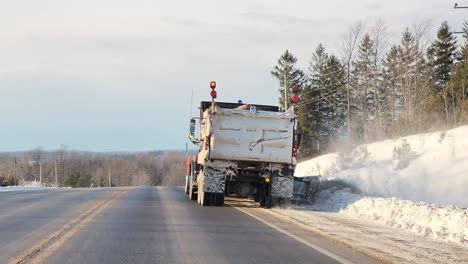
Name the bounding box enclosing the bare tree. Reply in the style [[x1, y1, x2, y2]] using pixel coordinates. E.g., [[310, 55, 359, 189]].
[[370, 20, 391, 139], [339, 21, 365, 137], [161, 152, 185, 186], [371, 20, 391, 65]]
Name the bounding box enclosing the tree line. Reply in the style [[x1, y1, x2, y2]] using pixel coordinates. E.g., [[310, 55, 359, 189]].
[[271, 21, 468, 158], [0, 147, 186, 187]]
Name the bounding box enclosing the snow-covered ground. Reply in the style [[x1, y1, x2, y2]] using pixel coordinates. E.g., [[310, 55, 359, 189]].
[[293, 125, 468, 247], [271, 205, 468, 264], [0, 185, 57, 192]]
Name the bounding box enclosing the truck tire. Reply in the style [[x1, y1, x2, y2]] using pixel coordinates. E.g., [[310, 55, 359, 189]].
[[189, 177, 197, 201], [264, 194, 274, 208], [212, 193, 224, 206], [197, 188, 201, 204], [260, 185, 274, 208], [200, 191, 212, 206], [185, 175, 190, 195], [197, 173, 212, 206], [254, 191, 261, 203]]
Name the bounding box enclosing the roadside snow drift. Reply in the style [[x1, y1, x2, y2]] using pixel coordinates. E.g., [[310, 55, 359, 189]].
[[341, 196, 468, 244], [307, 187, 468, 246], [296, 125, 468, 208], [294, 125, 468, 246]]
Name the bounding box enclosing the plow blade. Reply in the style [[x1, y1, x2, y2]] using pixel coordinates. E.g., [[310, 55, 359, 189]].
[[292, 176, 320, 203]]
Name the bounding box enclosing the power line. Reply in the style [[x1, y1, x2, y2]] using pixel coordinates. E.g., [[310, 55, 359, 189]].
[[454, 3, 468, 34], [454, 3, 468, 9]]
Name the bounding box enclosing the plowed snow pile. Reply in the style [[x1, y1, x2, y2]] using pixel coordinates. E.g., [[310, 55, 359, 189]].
[[295, 125, 468, 246]]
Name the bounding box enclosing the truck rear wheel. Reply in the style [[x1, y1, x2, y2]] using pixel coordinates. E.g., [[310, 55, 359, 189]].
[[197, 173, 212, 206], [260, 185, 274, 208], [254, 191, 261, 203], [185, 175, 190, 195], [212, 193, 224, 206], [189, 177, 197, 201], [188, 164, 198, 200], [200, 191, 212, 206]]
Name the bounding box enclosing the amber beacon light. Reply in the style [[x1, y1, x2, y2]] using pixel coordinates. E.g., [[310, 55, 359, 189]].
[[210, 81, 216, 89]]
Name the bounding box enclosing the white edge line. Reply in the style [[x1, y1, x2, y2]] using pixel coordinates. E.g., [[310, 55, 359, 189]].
[[235, 207, 354, 264]]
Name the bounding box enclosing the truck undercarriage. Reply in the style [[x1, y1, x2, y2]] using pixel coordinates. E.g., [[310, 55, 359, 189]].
[[185, 159, 295, 208]]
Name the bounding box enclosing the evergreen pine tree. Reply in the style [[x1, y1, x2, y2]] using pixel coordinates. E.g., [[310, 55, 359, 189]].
[[381, 45, 402, 135], [428, 21, 459, 124], [351, 34, 377, 142], [428, 21, 458, 93], [297, 45, 328, 157], [381, 28, 430, 136], [462, 21, 468, 61], [399, 29, 419, 130], [446, 21, 468, 124], [321, 55, 346, 146], [271, 50, 305, 110]]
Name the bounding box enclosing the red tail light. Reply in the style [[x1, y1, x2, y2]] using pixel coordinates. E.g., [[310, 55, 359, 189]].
[[292, 137, 299, 157], [205, 136, 210, 150]]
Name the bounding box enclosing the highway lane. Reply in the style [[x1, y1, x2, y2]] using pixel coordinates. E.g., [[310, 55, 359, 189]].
[[1, 187, 378, 264], [0, 188, 123, 262]]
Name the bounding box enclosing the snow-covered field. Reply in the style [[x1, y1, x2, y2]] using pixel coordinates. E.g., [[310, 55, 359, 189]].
[[294, 125, 468, 247]]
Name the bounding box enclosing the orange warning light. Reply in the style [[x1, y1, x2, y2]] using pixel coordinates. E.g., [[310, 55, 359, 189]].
[[210, 81, 216, 89]]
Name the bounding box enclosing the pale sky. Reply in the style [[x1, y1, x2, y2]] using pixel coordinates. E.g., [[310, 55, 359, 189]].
[[1, 0, 467, 151]]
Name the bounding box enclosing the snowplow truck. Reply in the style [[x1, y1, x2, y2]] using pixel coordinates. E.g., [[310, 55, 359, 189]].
[[185, 82, 299, 208]]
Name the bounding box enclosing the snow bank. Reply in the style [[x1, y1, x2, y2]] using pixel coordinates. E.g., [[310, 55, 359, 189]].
[[306, 187, 468, 246], [295, 125, 468, 208], [0, 185, 55, 192], [294, 126, 468, 246], [341, 196, 468, 245]]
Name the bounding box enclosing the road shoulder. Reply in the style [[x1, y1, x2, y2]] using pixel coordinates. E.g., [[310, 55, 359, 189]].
[[266, 206, 468, 264]]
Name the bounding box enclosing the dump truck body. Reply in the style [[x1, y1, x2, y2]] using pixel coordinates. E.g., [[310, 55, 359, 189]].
[[198, 105, 296, 165], [186, 101, 298, 208]]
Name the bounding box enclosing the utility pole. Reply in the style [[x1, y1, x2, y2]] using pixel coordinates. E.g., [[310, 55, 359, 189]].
[[108, 170, 111, 187], [14, 158, 17, 186], [284, 73, 288, 111], [54, 160, 58, 187], [39, 163, 42, 186]]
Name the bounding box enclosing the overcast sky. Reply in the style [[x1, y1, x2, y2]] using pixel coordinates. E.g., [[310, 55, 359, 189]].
[[1, 0, 467, 151]]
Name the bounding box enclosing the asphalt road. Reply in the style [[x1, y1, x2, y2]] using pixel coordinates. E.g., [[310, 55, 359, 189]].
[[0, 187, 378, 264]]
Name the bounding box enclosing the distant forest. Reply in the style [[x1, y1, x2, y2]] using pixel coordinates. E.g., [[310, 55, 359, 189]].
[[0, 147, 185, 187], [271, 20, 468, 158]]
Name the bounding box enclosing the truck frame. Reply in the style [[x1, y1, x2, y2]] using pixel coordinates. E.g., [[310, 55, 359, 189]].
[[185, 86, 299, 208]]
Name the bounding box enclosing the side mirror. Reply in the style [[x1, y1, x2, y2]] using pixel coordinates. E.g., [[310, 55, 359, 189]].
[[188, 118, 199, 144]]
